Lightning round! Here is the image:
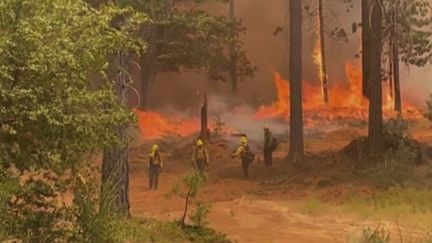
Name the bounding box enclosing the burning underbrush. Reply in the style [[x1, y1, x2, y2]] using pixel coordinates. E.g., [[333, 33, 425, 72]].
[[134, 61, 423, 141]]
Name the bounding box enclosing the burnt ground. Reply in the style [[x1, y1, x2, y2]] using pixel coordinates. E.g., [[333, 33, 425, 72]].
[[127, 119, 432, 243]]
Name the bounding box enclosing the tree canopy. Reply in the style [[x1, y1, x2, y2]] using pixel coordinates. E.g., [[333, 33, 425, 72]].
[[130, 0, 255, 82], [0, 0, 144, 240]]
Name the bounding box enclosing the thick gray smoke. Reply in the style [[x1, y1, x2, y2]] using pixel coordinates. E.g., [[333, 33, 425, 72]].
[[206, 94, 343, 152]]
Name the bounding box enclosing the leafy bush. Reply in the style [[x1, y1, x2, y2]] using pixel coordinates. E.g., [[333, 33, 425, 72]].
[[0, 0, 144, 240], [379, 116, 420, 183]]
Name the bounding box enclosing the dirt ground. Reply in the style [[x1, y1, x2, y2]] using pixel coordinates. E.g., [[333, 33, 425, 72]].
[[128, 120, 432, 243]]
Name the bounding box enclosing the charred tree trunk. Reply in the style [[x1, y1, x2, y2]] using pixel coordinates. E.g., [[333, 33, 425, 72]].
[[361, 0, 372, 99], [229, 0, 238, 95], [287, 0, 304, 164], [393, 44, 401, 112], [392, 10, 402, 112], [388, 18, 394, 100], [200, 94, 210, 141], [368, 0, 383, 155], [318, 0, 329, 104], [139, 49, 156, 110], [101, 52, 130, 217]]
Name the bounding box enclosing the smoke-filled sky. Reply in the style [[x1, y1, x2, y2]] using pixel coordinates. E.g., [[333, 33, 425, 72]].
[[139, 0, 432, 111]]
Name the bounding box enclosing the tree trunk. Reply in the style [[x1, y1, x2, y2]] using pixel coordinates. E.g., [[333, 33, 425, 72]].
[[229, 0, 238, 95], [101, 52, 130, 217], [388, 16, 394, 100], [139, 49, 156, 110], [287, 0, 304, 164], [200, 94, 210, 141], [392, 10, 402, 112], [393, 45, 401, 112], [180, 190, 192, 227], [361, 0, 372, 99], [368, 0, 383, 155], [318, 0, 329, 104]]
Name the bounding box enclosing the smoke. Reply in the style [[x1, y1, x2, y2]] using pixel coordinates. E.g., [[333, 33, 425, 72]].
[[206, 94, 340, 147], [208, 95, 285, 140], [132, 0, 432, 113]]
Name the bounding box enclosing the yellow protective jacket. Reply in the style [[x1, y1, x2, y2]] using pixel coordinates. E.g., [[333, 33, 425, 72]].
[[232, 144, 247, 158], [192, 146, 209, 165], [149, 151, 162, 167]]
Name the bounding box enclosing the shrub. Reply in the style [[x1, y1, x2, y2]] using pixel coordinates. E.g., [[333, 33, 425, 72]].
[[168, 172, 207, 226], [348, 226, 390, 243], [189, 203, 212, 227], [212, 115, 225, 138], [158, 131, 190, 159]]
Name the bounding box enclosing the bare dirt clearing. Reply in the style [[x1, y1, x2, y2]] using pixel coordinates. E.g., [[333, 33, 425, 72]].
[[129, 121, 432, 242]]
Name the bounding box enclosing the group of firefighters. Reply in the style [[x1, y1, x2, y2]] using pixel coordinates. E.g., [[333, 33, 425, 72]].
[[147, 125, 278, 190]]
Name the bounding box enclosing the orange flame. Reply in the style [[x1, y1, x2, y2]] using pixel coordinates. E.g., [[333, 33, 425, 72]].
[[134, 109, 199, 139], [313, 16, 324, 96], [254, 61, 421, 124], [135, 60, 421, 139]]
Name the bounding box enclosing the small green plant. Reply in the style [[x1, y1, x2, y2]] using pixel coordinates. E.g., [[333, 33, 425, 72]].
[[348, 226, 390, 243], [189, 202, 211, 227], [300, 197, 328, 216], [168, 172, 207, 227]]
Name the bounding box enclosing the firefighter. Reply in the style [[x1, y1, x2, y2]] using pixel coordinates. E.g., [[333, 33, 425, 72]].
[[232, 136, 255, 180], [264, 124, 278, 167], [192, 139, 209, 176], [148, 144, 163, 190]]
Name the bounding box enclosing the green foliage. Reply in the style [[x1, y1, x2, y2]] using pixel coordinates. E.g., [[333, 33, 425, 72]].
[[183, 172, 206, 198], [72, 171, 151, 243], [342, 187, 432, 221], [0, 0, 145, 240], [383, 0, 432, 67], [300, 197, 328, 216], [182, 225, 231, 243], [189, 202, 211, 227], [168, 172, 207, 226], [124, 0, 255, 82], [0, 0, 144, 172], [379, 116, 419, 184], [383, 115, 410, 140], [348, 226, 390, 243]]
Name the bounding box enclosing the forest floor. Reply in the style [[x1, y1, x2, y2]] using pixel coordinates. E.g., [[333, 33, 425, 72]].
[[128, 119, 432, 243]]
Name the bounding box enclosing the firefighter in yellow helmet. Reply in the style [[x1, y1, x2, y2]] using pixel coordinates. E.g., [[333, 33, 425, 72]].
[[148, 144, 163, 190], [192, 139, 209, 176], [232, 135, 255, 180]]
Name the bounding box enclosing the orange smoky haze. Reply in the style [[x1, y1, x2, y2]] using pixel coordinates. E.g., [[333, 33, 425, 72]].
[[130, 0, 359, 110], [133, 60, 421, 140], [129, 0, 430, 138]]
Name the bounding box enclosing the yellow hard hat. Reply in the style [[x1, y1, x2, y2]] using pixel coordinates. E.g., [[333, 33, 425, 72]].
[[240, 136, 248, 144], [196, 139, 204, 146], [151, 144, 159, 151]]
